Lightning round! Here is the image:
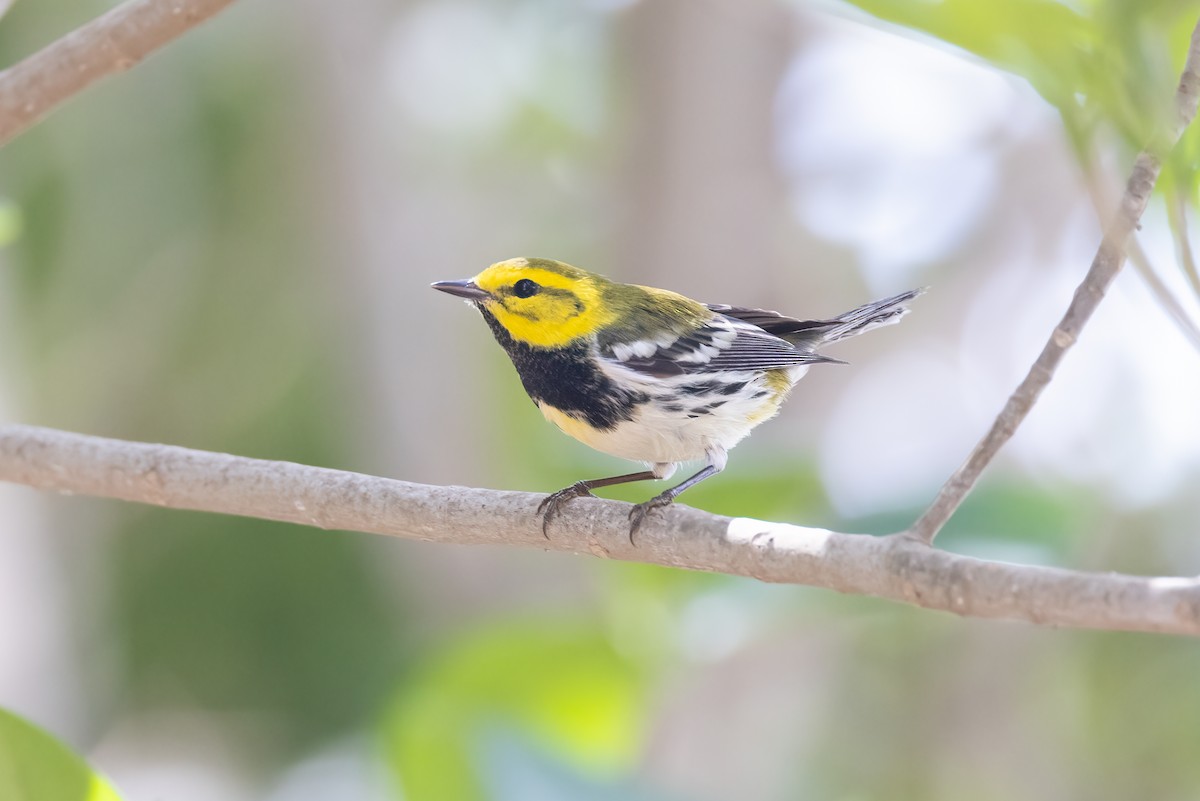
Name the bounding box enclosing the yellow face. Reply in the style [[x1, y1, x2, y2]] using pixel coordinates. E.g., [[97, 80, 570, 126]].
[[471, 258, 617, 348]]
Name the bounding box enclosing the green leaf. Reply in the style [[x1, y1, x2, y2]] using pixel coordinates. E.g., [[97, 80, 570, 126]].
[[843, 0, 1198, 157], [381, 620, 645, 801], [476, 729, 693, 801], [0, 708, 123, 801], [845, 0, 1089, 69], [0, 198, 21, 247]]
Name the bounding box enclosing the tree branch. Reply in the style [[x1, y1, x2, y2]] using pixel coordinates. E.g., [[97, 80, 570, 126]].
[[0, 0, 240, 148], [2, 424, 1198, 636], [1083, 157, 1200, 353], [910, 18, 1200, 545]]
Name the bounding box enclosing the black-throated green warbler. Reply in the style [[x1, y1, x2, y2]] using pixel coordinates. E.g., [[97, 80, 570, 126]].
[[433, 257, 922, 539]]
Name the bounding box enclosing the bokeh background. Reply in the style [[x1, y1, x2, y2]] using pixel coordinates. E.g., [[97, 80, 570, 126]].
[[3, 0, 1200, 799]]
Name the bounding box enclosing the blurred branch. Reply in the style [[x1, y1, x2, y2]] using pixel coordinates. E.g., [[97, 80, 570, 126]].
[[3, 424, 1199, 637], [1166, 189, 1200, 299], [1080, 159, 1200, 353], [0, 0, 239, 147], [910, 17, 1200, 545], [1127, 238, 1200, 352], [0, 0, 16, 24]]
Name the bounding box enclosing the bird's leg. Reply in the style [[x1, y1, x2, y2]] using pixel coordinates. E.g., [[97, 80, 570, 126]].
[[628, 448, 728, 543], [538, 470, 659, 538]]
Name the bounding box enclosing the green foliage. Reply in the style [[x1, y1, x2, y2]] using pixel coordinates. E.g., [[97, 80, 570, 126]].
[[471, 733, 690, 801], [111, 514, 406, 754], [0, 708, 123, 801], [382, 620, 647, 801], [0, 0, 409, 760], [0, 198, 21, 248], [844, 0, 1200, 181], [4, 0, 1200, 799], [1067, 632, 1200, 797]]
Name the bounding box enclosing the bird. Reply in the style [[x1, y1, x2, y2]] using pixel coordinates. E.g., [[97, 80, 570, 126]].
[[432, 257, 922, 541]]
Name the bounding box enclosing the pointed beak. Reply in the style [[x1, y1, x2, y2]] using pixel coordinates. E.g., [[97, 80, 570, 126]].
[[431, 279, 488, 301]]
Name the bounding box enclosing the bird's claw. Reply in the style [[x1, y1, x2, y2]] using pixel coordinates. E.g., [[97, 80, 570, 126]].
[[537, 482, 596, 539], [627, 495, 675, 544]]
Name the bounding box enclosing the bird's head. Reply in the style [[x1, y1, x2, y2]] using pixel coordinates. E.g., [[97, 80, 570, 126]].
[[432, 257, 617, 348]]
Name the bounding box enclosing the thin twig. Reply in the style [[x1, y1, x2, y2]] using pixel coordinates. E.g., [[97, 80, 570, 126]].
[[1166, 189, 1200, 299], [0, 0, 240, 148], [2, 424, 1198, 636], [1127, 238, 1200, 352], [1082, 157, 1200, 353], [909, 17, 1200, 545]]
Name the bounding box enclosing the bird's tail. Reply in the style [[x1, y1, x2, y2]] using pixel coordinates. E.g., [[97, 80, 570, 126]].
[[807, 287, 925, 346], [708, 288, 925, 353]]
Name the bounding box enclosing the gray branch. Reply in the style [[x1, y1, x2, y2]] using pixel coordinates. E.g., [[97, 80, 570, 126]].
[[910, 17, 1200, 544], [3, 424, 1198, 637], [0, 0, 240, 147]]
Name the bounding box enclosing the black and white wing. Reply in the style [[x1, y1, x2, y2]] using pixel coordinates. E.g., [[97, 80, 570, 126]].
[[704, 304, 830, 346], [600, 313, 840, 378]]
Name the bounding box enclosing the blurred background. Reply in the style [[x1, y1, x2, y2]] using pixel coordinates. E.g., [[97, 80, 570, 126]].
[[3, 0, 1200, 798]]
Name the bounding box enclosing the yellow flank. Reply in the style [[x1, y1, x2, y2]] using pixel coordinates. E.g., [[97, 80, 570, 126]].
[[539, 403, 602, 447], [473, 258, 618, 348], [746, 369, 793, 424]]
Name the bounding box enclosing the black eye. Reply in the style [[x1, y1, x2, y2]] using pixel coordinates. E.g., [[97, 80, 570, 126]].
[[512, 279, 539, 298]]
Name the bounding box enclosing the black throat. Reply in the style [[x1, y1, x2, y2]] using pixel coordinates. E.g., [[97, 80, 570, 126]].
[[477, 306, 645, 431]]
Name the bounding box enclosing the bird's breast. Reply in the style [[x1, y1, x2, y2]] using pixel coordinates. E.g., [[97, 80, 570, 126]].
[[479, 307, 645, 430], [539, 367, 803, 465]]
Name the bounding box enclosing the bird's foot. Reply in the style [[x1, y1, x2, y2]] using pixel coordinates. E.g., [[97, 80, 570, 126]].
[[627, 494, 676, 544], [537, 482, 596, 539]]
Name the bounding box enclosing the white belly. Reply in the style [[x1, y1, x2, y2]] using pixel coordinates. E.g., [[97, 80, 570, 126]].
[[539, 366, 807, 465]]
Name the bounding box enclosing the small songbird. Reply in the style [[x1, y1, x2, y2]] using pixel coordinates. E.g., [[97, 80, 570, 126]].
[[433, 258, 922, 539]]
